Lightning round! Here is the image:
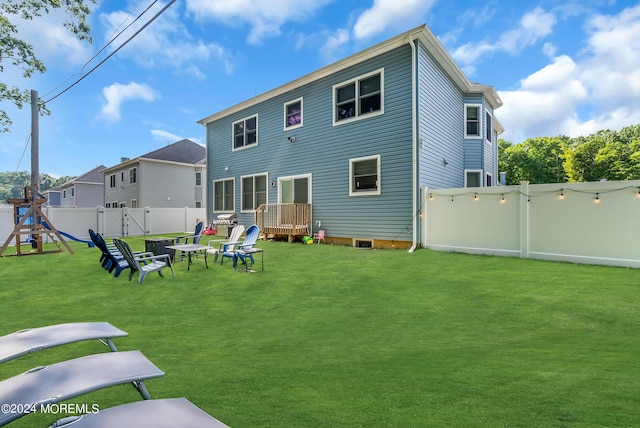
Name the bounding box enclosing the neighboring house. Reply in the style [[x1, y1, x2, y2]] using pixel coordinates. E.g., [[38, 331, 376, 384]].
[[198, 24, 503, 249], [41, 165, 107, 207], [43, 187, 61, 207], [102, 139, 206, 208]]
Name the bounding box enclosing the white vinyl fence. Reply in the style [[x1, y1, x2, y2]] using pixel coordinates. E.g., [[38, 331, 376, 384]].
[[422, 180, 640, 268], [1, 206, 206, 245]]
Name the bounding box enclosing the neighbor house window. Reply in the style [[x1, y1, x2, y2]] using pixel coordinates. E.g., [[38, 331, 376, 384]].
[[241, 174, 267, 211], [465, 104, 482, 138], [129, 167, 137, 184], [195, 201, 202, 208], [465, 170, 482, 187], [71, 187, 75, 197], [195, 172, 202, 186], [105, 202, 111, 208], [485, 111, 493, 142], [350, 155, 381, 196], [233, 115, 257, 150], [130, 199, 138, 208], [334, 69, 383, 124], [109, 174, 116, 188], [284, 98, 303, 129], [63, 190, 66, 198], [214, 178, 234, 211]]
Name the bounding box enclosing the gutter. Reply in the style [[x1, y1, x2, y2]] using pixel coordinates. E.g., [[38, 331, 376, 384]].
[[408, 32, 419, 253]]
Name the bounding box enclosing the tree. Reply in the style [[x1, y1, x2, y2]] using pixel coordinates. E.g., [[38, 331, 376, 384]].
[[0, 170, 72, 202], [0, 0, 96, 133], [498, 136, 570, 185]]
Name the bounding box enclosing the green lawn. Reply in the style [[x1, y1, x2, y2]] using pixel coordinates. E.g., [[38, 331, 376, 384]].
[[1, 237, 640, 427]]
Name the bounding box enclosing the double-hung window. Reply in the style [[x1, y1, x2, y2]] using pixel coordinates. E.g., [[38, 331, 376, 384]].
[[485, 111, 493, 142], [349, 155, 381, 196], [214, 179, 234, 211], [334, 69, 383, 124], [233, 115, 257, 150], [284, 98, 303, 129], [464, 104, 482, 138], [241, 174, 267, 211], [129, 167, 137, 184], [109, 174, 116, 188]]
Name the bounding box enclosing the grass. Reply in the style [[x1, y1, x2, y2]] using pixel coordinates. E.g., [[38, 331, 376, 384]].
[[1, 237, 640, 427]]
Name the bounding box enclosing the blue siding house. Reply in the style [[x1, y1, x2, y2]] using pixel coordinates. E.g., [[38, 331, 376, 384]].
[[199, 24, 502, 249]]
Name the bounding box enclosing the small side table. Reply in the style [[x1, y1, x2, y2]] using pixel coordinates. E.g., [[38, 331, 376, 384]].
[[235, 248, 264, 273]]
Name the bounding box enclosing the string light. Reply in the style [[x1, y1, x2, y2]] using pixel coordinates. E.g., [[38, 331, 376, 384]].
[[429, 193, 433, 201], [594, 193, 600, 203], [500, 194, 506, 203], [559, 190, 565, 200], [474, 193, 478, 201]]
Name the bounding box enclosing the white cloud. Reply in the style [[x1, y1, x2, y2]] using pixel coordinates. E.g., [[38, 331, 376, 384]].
[[100, 3, 234, 75], [453, 7, 557, 65], [353, 0, 436, 40], [319, 29, 351, 63], [101, 82, 159, 121], [185, 0, 332, 45]]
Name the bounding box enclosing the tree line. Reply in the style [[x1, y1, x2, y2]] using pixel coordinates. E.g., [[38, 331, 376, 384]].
[[0, 171, 73, 203], [499, 124, 640, 185]]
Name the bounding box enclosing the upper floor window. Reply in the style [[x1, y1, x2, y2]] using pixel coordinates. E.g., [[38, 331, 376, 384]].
[[241, 174, 267, 211], [195, 172, 202, 186], [109, 174, 116, 188], [129, 167, 137, 184], [233, 115, 257, 150], [334, 69, 384, 125], [284, 98, 303, 130], [71, 187, 75, 197], [214, 178, 235, 211], [465, 104, 482, 138], [485, 111, 493, 142], [349, 155, 381, 196]]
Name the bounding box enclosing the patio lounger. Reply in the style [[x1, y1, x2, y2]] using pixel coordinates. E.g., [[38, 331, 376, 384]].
[[0, 322, 127, 364], [0, 350, 164, 427], [49, 398, 230, 427]]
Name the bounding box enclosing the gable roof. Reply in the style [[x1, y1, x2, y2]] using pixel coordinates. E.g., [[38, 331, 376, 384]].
[[60, 165, 107, 188], [198, 24, 502, 126], [140, 139, 205, 164]]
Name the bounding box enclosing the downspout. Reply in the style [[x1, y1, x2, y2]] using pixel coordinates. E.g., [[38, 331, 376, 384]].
[[408, 32, 419, 253]]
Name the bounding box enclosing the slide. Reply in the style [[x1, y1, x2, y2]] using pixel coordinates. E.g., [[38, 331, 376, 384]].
[[42, 221, 95, 248]]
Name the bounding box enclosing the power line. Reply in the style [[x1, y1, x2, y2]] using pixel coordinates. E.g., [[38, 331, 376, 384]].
[[43, 0, 175, 104]]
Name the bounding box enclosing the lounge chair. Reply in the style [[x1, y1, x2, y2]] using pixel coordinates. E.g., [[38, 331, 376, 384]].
[[0, 350, 164, 426], [225, 224, 260, 267], [49, 398, 230, 427], [206, 224, 245, 265], [0, 322, 127, 364], [89, 230, 131, 277], [175, 221, 204, 245], [113, 238, 175, 284]]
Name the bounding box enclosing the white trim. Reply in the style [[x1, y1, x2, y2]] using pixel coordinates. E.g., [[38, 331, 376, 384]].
[[485, 172, 493, 187], [231, 114, 258, 152], [240, 172, 269, 213], [349, 155, 381, 196], [464, 169, 483, 187], [332, 68, 384, 126], [464, 103, 482, 139], [284, 97, 303, 131], [128, 167, 137, 184], [484, 109, 493, 144]]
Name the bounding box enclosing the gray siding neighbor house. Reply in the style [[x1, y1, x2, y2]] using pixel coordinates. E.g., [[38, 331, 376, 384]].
[[102, 139, 206, 209], [57, 165, 107, 207], [198, 24, 502, 249]]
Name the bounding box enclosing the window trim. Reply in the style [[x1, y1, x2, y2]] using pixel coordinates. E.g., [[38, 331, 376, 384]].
[[213, 177, 235, 212], [277, 173, 312, 204], [232, 114, 258, 151], [130, 199, 138, 208], [109, 174, 116, 188], [485, 109, 493, 143], [349, 155, 381, 196], [464, 169, 483, 187], [240, 172, 268, 212], [464, 104, 482, 139], [195, 171, 202, 187], [333, 68, 384, 126], [129, 167, 137, 184], [284, 97, 303, 130], [486, 172, 493, 187]]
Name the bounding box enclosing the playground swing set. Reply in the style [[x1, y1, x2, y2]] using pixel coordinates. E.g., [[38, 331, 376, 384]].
[[0, 186, 74, 257]]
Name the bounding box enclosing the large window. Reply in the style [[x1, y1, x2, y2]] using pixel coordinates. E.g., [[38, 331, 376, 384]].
[[195, 171, 202, 186], [233, 115, 257, 150], [465, 104, 482, 138], [334, 69, 383, 124], [349, 155, 380, 196], [129, 167, 137, 184], [241, 174, 267, 211], [109, 174, 116, 188], [214, 179, 234, 211], [284, 98, 303, 129]]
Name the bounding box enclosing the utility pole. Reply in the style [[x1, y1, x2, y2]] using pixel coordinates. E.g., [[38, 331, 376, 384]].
[[31, 90, 39, 191]]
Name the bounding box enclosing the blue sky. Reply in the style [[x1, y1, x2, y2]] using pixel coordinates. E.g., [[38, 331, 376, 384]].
[[2, 0, 640, 177]]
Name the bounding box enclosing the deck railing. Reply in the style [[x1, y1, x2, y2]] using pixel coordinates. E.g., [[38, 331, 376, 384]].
[[255, 203, 311, 241]]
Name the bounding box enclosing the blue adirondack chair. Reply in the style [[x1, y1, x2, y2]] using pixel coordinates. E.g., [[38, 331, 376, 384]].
[[220, 224, 260, 267]]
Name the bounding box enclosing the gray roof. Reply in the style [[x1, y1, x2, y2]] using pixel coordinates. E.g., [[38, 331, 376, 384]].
[[61, 165, 107, 187], [140, 139, 205, 165]]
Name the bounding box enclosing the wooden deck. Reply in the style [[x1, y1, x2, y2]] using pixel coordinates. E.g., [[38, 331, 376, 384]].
[[255, 203, 311, 242]]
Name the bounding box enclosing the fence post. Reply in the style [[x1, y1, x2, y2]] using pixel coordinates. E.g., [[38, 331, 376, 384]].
[[519, 181, 529, 259], [145, 207, 151, 234], [97, 207, 105, 235]]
